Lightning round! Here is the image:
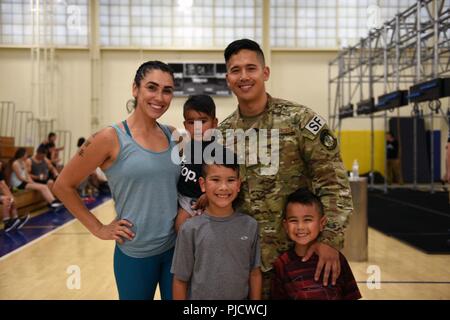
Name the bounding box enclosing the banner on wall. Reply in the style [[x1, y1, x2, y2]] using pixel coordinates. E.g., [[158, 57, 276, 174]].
[[169, 63, 231, 97]]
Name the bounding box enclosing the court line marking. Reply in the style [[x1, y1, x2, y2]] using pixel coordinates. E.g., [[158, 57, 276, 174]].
[[0, 200, 111, 262], [390, 232, 450, 236], [357, 281, 450, 284]]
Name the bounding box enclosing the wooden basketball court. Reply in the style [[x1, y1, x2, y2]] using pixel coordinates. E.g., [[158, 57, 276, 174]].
[[0, 199, 449, 300]]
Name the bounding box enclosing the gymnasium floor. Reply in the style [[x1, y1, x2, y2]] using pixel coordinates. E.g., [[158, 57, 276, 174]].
[[0, 199, 449, 300]]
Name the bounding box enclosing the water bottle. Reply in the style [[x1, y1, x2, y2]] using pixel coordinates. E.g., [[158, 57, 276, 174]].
[[352, 159, 359, 181]]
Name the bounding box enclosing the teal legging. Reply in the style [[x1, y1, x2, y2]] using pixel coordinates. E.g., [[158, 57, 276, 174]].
[[113, 246, 174, 300]]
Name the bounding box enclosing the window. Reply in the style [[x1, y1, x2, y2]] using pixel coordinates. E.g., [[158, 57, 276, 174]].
[[270, 0, 427, 49], [99, 0, 262, 48], [0, 0, 89, 46]]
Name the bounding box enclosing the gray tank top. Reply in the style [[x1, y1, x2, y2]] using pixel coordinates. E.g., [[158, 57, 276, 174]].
[[104, 123, 181, 258], [31, 158, 49, 178]]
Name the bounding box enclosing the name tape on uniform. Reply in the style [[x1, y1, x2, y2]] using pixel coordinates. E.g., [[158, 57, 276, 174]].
[[305, 115, 326, 136]]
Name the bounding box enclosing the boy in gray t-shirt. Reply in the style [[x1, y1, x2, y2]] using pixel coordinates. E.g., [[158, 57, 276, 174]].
[[171, 150, 262, 300]]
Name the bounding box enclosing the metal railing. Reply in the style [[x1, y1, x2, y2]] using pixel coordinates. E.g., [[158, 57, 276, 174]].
[[14, 111, 35, 147], [1, 103, 74, 166], [0, 101, 15, 137], [35, 119, 56, 147], [55, 130, 72, 165]]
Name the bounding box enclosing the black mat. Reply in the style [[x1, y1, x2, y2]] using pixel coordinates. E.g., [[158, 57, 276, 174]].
[[368, 189, 450, 254]]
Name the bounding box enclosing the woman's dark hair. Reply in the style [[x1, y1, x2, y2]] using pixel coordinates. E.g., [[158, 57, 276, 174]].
[[0, 160, 5, 175], [224, 39, 265, 66], [127, 60, 175, 111], [134, 60, 174, 87], [13, 147, 27, 160]]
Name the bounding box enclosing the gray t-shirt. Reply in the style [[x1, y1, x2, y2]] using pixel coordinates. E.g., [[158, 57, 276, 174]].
[[171, 211, 261, 300]]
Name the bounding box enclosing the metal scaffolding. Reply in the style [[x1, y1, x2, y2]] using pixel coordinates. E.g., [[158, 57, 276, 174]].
[[30, 0, 58, 122], [328, 0, 450, 193]]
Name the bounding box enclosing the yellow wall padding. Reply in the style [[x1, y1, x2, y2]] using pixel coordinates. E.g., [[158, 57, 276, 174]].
[[338, 130, 386, 176]]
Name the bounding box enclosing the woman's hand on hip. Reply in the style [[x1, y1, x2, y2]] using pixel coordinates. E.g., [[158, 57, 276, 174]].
[[94, 219, 135, 244]]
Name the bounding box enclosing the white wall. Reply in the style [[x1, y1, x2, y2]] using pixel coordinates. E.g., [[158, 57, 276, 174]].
[[0, 47, 448, 174], [99, 50, 238, 130], [0, 48, 91, 156]]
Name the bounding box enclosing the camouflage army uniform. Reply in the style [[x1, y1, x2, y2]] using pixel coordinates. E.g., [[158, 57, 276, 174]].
[[219, 95, 353, 297]]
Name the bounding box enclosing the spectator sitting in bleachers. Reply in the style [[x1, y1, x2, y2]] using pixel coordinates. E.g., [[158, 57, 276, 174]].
[[0, 161, 30, 232], [9, 148, 63, 209], [26, 145, 60, 191], [39, 132, 64, 172], [90, 167, 109, 195]]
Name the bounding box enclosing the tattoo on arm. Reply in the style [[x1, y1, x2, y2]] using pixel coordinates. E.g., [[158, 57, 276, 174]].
[[78, 131, 99, 157]]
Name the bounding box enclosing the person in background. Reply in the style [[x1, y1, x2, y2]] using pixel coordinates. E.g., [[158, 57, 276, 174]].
[[0, 161, 30, 232], [26, 145, 59, 190], [39, 132, 64, 171], [386, 131, 403, 185], [9, 148, 62, 209]]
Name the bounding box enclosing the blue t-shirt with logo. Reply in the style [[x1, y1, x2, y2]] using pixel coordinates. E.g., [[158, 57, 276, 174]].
[[177, 140, 213, 198]]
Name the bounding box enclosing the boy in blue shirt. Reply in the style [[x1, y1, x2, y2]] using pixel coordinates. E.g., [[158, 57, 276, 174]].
[[175, 94, 218, 232]]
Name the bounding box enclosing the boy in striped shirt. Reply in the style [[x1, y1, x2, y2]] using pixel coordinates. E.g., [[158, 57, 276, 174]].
[[271, 188, 361, 300]]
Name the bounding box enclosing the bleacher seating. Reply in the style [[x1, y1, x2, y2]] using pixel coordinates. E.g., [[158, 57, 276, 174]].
[[0, 136, 47, 222]]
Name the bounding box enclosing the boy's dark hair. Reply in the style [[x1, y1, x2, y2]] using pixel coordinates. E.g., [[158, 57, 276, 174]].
[[37, 145, 48, 155], [201, 145, 239, 178], [224, 39, 265, 66], [183, 94, 216, 119], [283, 188, 324, 219], [48, 132, 56, 139]]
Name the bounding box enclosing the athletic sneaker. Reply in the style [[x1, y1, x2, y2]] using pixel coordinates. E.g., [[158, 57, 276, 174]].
[[16, 214, 30, 230], [83, 196, 96, 204], [3, 219, 20, 232], [50, 201, 63, 209]]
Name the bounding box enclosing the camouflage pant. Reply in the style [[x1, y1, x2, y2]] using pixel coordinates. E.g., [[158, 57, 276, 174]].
[[262, 269, 275, 300]]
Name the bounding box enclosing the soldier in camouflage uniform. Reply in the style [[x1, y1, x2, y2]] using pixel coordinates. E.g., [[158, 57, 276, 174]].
[[220, 39, 353, 299]]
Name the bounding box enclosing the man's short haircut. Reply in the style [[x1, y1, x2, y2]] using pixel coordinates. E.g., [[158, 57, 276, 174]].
[[224, 38, 265, 66], [201, 144, 239, 178], [37, 145, 48, 155], [48, 132, 56, 139], [183, 94, 216, 119], [283, 188, 324, 219]]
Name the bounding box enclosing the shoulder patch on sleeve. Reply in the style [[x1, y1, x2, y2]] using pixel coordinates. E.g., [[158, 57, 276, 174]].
[[304, 115, 326, 136], [320, 129, 337, 150]]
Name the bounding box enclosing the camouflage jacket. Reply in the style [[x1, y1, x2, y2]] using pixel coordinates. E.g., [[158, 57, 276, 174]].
[[218, 95, 353, 272]]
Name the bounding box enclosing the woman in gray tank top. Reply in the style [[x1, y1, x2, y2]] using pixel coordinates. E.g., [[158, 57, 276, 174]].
[[54, 61, 181, 300]]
